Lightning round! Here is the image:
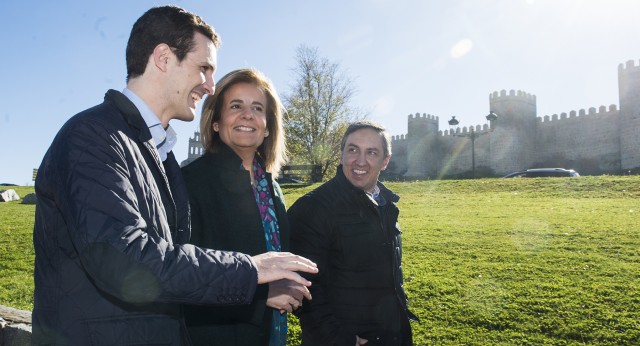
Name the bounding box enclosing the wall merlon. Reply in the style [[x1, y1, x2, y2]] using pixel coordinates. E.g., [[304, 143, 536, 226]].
[[541, 103, 619, 123], [408, 113, 439, 122], [619, 59, 640, 71], [489, 89, 536, 103], [444, 129, 460, 136]]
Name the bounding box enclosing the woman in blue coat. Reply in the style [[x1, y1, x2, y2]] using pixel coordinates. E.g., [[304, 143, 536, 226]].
[[182, 68, 310, 346]]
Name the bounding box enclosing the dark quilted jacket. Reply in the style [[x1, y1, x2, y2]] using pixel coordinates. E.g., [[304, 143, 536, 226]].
[[32, 90, 258, 345], [288, 166, 416, 346]]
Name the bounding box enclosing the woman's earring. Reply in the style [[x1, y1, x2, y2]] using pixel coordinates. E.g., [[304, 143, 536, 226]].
[[264, 130, 269, 137], [213, 123, 219, 132]]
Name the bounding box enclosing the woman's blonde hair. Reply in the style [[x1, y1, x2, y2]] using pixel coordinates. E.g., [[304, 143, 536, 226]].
[[200, 68, 287, 174]]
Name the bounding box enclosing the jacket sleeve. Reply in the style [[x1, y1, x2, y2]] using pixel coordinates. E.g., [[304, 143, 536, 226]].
[[45, 117, 257, 306], [288, 196, 357, 346]]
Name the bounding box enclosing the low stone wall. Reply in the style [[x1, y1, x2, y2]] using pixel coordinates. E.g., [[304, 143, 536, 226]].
[[0, 305, 31, 346]]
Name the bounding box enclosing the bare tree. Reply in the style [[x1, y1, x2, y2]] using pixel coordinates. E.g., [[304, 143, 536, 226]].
[[284, 45, 363, 181]]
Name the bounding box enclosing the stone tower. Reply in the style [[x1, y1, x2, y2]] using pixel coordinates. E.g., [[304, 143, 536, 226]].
[[180, 131, 204, 167], [488, 90, 537, 173], [618, 59, 640, 172], [405, 113, 439, 176]]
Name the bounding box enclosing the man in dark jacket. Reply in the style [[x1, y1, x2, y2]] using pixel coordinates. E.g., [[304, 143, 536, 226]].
[[32, 6, 316, 345], [288, 121, 417, 346]]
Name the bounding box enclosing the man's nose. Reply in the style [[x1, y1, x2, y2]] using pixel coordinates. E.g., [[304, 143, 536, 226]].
[[203, 75, 215, 95]]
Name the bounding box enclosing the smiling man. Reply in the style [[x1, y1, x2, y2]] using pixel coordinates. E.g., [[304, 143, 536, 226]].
[[288, 120, 418, 346], [32, 6, 317, 346]]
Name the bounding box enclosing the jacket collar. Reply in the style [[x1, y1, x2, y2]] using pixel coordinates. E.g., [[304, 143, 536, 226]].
[[104, 89, 171, 199], [201, 143, 270, 175], [335, 164, 399, 203], [105, 89, 152, 143]]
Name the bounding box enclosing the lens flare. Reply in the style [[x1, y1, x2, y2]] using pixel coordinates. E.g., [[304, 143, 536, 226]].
[[450, 39, 473, 59]]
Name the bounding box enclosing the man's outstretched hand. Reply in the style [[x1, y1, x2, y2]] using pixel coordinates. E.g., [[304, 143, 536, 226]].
[[251, 252, 318, 286]]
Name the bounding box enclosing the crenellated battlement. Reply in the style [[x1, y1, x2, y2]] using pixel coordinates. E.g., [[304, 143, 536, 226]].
[[408, 112, 439, 121], [489, 89, 536, 104], [538, 104, 618, 123], [618, 59, 640, 71], [406, 112, 440, 138], [391, 134, 407, 141], [442, 124, 491, 136]]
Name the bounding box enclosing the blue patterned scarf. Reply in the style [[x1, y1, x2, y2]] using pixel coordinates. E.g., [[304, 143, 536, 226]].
[[252, 158, 287, 346]]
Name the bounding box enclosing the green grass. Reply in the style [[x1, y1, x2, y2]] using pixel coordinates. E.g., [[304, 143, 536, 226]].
[[2, 177, 639, 345], [389, 177, 639, 345], [0, 186, 36, 310]]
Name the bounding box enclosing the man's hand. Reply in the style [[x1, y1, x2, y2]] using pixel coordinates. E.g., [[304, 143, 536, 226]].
[[251, 252, 318, 286], [267, 279, 312, 313], [356, 335, 368, 345]]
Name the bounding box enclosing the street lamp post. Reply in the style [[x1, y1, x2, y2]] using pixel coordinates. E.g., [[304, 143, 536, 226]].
[[448, 112, 498, 179]]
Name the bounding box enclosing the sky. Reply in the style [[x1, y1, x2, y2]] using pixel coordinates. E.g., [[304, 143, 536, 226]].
[[2, 0, 640, 185]]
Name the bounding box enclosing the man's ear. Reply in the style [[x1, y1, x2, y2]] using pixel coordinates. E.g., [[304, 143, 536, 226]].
[[152, 43, 172, 72], [381, 154, 392, 171]]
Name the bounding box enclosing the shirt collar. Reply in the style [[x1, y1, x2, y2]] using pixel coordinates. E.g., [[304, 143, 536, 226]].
[[371, 184, 381, 199], [365, 184, 385, 206], [122, 88, 177, 161]]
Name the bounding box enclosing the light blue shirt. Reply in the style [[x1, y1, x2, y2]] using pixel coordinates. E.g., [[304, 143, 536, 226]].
[[122, 88, 177, 161], [366, 184, 384, 206]]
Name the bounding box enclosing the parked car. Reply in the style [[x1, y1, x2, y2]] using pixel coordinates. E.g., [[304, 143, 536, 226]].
[[502, 168, 580, 178]]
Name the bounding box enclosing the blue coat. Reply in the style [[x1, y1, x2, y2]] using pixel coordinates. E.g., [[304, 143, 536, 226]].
[[33, 90, 258, 345]]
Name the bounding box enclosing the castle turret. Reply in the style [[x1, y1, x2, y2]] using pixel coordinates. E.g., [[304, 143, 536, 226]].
[[405, 113, 439, 177], [618, 59, 640, 172], [489, 89, 537, 174], [180, 131, 204, 167], [407, 112, 439, 138]]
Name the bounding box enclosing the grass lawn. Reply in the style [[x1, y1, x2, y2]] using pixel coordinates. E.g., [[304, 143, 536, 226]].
[[0, 186, 36, 310], [1, 177, 639, 345]]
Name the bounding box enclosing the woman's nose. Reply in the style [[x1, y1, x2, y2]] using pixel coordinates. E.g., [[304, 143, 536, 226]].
[[240, 108, 254, 119]]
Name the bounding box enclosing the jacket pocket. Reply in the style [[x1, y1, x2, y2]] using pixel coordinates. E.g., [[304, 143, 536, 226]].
[[85, 314, 181, 345]]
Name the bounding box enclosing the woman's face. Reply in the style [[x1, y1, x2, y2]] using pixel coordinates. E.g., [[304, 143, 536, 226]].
[[213, 82, 269, 157]]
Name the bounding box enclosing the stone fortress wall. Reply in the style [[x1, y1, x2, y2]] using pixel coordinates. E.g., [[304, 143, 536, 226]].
[[388, 59, 640, 178]]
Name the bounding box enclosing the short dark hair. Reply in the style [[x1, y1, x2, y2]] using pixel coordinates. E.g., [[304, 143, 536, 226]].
[[340, 120, 392, 157], [126, 5, 220, 82]]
